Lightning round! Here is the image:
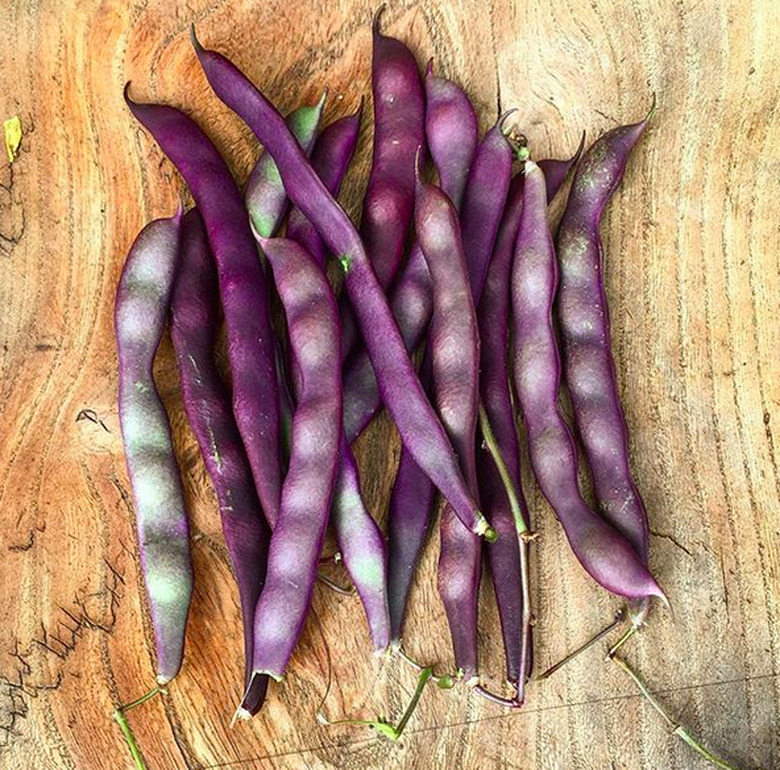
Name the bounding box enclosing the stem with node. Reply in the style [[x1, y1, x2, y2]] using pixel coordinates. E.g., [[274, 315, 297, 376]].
[[112, 685, 162, 770], [610, 655, 747, 770], [478, 403, 533, 697], [318, 667, 434, 740]]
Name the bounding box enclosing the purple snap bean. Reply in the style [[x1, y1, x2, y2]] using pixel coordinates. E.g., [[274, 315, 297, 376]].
[[115, 211, 192, 685], [511, 160, 665, 603]]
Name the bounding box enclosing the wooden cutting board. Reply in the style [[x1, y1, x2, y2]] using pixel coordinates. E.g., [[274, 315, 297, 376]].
[[1, 1, 778, 768]]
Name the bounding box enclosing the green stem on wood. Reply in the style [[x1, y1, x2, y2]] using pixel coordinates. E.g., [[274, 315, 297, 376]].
[[112, 685, 162, 770], [319, 667, 434, 740], [611, 655, 745, 770]]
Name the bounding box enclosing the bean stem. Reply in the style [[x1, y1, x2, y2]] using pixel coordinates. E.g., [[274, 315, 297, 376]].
[[478, 405, 528, 536], [112, 686, 161, 770], [610, 656, 744, 770], [478, 404, 533, 688], [536, 609, 626, 680], [397, 646, 456, 689], [318, 666, 434, 740]]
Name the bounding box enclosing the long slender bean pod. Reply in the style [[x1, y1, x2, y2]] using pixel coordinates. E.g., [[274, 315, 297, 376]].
[[287, 105, 363, 266], [360, 6, 424, 289], [245, 94, 326, 237], [339, 10, 425, 359], [241, 236, 342, 695], [479, 148, 583, 698], [555, 110, 652, 565], [386, 76, 478, 641], [125, 90, 282, 529], [477, 173, 530, 696], [511, 160, 665, 602], [192, 32, 494, 540], [170, 209, 271, 714], [415, 173, 481, 679], [341, 67, 477, 444], [115, 211, 192, 685]]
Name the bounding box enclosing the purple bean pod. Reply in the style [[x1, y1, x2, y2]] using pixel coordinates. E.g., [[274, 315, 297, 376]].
[[385, 74, 479, 642], [170, 209, 271, 714], [511, 160, 665, 603], [479, 144, 583, 698], [125, 90, 282, 530], [245, 93, 326, 237], [115, 211, 192, 685], [556, 113, 651, 558], [287, 104, 363, 266], [459, 113, 514, 301], [360, 7, 425, 289], [339, 10, 426, 360], [332, 434, 390, 652], [241, 236, 342, 697], [556, 108, 653, 622], [192, 32, 493, 540], [415, 174, 482, 680], [477, 173, 529, 696]]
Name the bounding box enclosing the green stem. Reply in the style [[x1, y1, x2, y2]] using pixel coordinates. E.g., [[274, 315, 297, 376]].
[[118, 685, 161, 712], [479, 403, 534, 693], [393, 667, 433, 738], [397, 647, 455, 689], [319, 667, 434, 740], [113, 708, 147, 770], [611, 656, 744, 770], [607, 622, 637, 659], [112, 685, 161, 770], [478, 405, 528, 535]]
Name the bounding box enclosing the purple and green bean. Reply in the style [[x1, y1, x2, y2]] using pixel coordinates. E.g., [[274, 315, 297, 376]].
[[113, 16, 746, 770]]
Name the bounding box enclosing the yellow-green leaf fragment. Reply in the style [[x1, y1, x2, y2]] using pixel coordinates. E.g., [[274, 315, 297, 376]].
[[4, 116, 22, 162]]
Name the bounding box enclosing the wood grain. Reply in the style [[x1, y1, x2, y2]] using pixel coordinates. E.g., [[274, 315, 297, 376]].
[[1, 0, 778, 768]]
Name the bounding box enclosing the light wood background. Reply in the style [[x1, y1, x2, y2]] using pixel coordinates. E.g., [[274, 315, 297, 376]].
[[1, 0, 778, 768]]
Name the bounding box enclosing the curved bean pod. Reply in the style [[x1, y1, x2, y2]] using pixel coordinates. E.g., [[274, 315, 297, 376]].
[[125, 90, 282, 529], [170, 209, 271, 715], [341, 68, 477, 444], [115, 211, 192, 685], [477, 173, 529, 695], [332, 434, 390, 652], [386, 75, 478, 641], [339, 11, 425, 361], [415, 175, 481, 679], [511, 160, 664, 602], [459, 114, 514, 301], [243, 236, 342, 691], [192, 32, 493, 540], [479, 146, 583, 698], [361, 7, 425, 289], [556, 111, 652, 564], [245, 93, 326, 237], [287, 104, 363, 266]]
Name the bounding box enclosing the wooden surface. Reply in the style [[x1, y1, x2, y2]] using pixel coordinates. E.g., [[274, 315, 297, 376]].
[[1, 0, 778, 768]]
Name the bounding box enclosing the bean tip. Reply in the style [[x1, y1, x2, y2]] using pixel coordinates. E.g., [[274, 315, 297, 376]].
[[190, 24, 203, 54], [372, 4, 388, 35], [425, 58, 435, 78], [123, 81, 135, 107]]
